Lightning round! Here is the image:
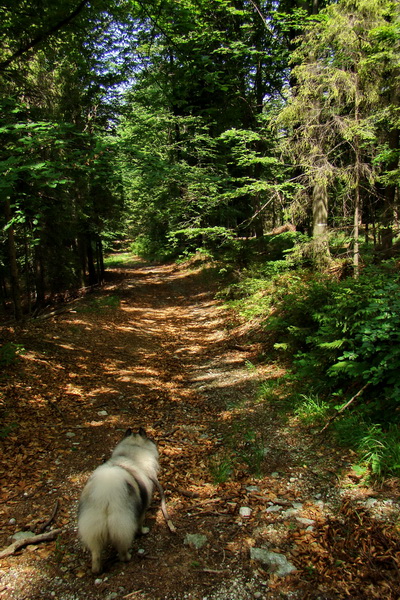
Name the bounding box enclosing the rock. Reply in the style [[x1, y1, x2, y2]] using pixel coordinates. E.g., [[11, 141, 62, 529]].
[[265, 505, 282, 513], [97, 410, 108, 416], [239, 507, 252, 517], [281, 508, 298, 518], [364, 498, 377, 508], [246, 486, 260, 493], [11, 531, 36, 541], [66, 432, 75, 438], [250, 548, 297, 577], [296, 517, 315, 526], [271, 472, 279, 478], [8, 518, 16, 525], [184, 533, 208, 549]]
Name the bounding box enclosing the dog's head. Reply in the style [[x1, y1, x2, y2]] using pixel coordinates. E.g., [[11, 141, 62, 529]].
[[118, 427, 159, 458]]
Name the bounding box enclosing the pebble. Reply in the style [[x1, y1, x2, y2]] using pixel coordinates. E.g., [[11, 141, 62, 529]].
[[364, 498, 377, 508], [97, 410, 108, 416], [265, 505, 281, 513], [296, 517, 315, 526], [250, 547, 297, 577], [239, 507, 252, 517], [271, 472, 279, 478], [66, 432, 75, 438], [11, 531, 36, 541], [8, 518, 16, 525]]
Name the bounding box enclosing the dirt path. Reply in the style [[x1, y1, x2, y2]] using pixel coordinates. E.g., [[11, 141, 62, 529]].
[[0, 258, 399, 600]]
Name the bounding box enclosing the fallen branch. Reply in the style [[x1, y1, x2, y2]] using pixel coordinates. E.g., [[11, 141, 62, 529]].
[[0, 528, 63, 559], [319, 382, 371, 434], [202, 568, 230, 574]]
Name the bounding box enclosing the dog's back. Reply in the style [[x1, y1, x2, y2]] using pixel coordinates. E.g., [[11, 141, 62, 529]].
[[78, 429, 159, 574]]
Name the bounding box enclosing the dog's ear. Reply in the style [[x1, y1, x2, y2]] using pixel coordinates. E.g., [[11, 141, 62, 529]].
[[138, 427, 147, 438], [124, 428, 133, 438]]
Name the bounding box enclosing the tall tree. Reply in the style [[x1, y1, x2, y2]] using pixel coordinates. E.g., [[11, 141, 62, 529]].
[[278, 0, 399, 270]]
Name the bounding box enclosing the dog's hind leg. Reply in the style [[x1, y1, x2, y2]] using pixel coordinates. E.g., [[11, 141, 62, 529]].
[[91, 549, 103, 574], [117, 547, 132, 563]]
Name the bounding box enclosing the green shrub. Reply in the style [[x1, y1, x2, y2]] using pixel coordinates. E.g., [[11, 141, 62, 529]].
[[269, 261, 400, 423], [295, 395, 331, 425], [0, 343, 24, 366], [130, 235, 173, 262]]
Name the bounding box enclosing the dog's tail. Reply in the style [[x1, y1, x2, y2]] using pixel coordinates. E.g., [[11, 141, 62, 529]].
[[78, 466, 139, 572]]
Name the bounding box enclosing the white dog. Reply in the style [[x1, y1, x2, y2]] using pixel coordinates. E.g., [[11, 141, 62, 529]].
[[78, 428, 159, 574]]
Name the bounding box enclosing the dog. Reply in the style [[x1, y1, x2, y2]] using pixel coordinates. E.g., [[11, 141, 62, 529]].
[[78, 427, 159, 574]]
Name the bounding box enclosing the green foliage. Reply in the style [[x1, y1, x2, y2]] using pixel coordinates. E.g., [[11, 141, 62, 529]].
[[103, 253, 138, 268], [294, 395, 331, 425], [130, 235, 174, 262], [209, 453, 233, 484], [236, 428, 265, 478], [0, 343, 25, 366], [267, 261, 400, 427], [334, 418, 400, 479], [0, 422, 18, 439], [77, 294, 120, 313]]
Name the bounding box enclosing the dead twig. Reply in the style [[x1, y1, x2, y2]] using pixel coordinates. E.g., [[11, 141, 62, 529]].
[[319, 382, 370, 434], [36, 500, 59, 534], [202, 568, 230, 574], [0, 528, 63, 559]]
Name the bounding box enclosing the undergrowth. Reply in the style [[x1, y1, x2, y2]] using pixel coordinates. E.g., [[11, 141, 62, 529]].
[[221, 245, 400, 480]]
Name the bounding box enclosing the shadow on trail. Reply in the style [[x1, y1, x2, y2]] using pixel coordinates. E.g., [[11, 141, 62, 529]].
[[1, 258, 399, 600]]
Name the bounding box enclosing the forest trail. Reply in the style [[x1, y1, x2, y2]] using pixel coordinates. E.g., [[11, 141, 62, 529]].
[[0, 258, 399, 600]]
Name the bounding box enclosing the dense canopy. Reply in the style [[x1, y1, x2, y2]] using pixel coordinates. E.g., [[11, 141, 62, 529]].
[[0, 0, 399, 317]]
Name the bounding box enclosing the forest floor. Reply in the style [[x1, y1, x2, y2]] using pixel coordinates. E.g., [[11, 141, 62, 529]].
[[0, 256, 399, 600]]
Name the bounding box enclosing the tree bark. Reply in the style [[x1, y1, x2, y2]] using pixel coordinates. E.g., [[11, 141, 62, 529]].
[[4, 199, 23, 320], [312, 178, 330, 266]]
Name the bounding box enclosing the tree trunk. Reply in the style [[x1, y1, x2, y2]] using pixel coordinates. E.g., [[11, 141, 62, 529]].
[[4, 199, 23, 320], [96, 238, 104, 283], [34, 244, 46, 307], [312, 178, 330, 266], [353, 183, 360, 278], [380, 127, 399, 250], [86, 232, 97, 285]]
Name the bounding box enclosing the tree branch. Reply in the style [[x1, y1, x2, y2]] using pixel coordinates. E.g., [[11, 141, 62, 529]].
[[319, 382, 371, 434], [0, 0, 89, 71], [0, 528, 63, 559]]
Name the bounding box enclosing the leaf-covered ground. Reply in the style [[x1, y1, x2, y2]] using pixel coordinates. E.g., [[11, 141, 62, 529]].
[[0, 257, 399, 600]]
